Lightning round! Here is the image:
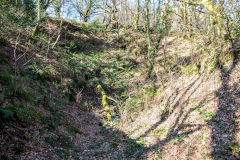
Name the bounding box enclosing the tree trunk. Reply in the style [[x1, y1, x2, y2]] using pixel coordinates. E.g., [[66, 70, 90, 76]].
[[133, 0, 140, 30], [103, 0, 107, 23], [32, 0, 41, 37], [111, 0, 117, 28], [145, 0, 153, 78]]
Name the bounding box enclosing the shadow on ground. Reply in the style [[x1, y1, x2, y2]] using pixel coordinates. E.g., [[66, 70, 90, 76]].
[[209, 50, 240, 159]]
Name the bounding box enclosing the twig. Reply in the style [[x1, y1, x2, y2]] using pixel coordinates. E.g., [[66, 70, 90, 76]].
[[106, 96, 118, 103], [16, 48, 28, 61], [46, 30, 56, 57], [52, 19, 63, 49], [61, 110, 82, 123], [13, 31, 21, 76], [23, 58, 32, 67]]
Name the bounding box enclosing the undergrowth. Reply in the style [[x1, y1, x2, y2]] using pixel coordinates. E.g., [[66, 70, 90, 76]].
[[0, 10, 237, 159]]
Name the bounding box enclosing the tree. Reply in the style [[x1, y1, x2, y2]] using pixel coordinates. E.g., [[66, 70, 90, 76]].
[[110, 0, 118, 28], [32, 0, 54, 37], [145, 0, 153, 78], [32, 0, 41, 37], [71, 0, 97, 22], [53, 0, 65, 18], [96, 0, 118, 28], [133, 0, 140, 29], [179, 0, 225, 37], [23, 0, 36, 19]]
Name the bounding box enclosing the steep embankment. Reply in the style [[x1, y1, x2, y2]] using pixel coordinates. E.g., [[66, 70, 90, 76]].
[[119, 36, 240, 159], [0, 20, 149, 159], [0, 19, 240, 160]]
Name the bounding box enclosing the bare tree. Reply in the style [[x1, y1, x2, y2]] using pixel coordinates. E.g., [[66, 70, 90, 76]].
[[71, 0, 97, 22], [133, 0, 140, 29]]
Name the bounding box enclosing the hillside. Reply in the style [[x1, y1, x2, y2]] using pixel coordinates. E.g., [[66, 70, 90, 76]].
[[0, 3, 240, 160]]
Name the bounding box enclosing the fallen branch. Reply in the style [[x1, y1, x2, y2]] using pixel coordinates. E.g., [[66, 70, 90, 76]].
[[97, 84, 115, 120]]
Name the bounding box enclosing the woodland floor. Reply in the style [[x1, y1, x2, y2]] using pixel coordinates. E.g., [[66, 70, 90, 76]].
[[0, 23, 240, 160]]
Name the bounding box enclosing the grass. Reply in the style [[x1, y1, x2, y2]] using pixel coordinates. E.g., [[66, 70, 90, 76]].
[[166, 128, 173, 138], [194, 107, 214, 122], [45, 134, 74, 150], [88, 141, 103, 150], [1, 73, 35, 105], [152, 127, 166, 136], [0, 103, 46, 124], [54, 99, 69, 107], [124, 139, 144, 158], [67, 126, 82, 135], [154, 87, 163, 97], [201, 133, 209, 144], [181, 64, 200, 75], [189, 99, 198, 107], [229, 144, 240, 157], [168, 104, 175, 113], [175, 135, 184, 144], [17, 108, 45, 123], [154, 147, 162, 158], [28, 63, 60, 82], [125, 96, 144, 113]]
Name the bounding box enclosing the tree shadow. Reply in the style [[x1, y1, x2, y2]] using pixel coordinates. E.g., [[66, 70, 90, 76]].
[[209, 51, 240, 159], [137, 73, 205, 140], [125, 72, 219, 159], [141, 93, 215, 158]]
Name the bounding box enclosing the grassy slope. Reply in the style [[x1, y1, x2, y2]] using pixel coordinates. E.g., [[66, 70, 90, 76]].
[[0, 18, 240, 160]]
